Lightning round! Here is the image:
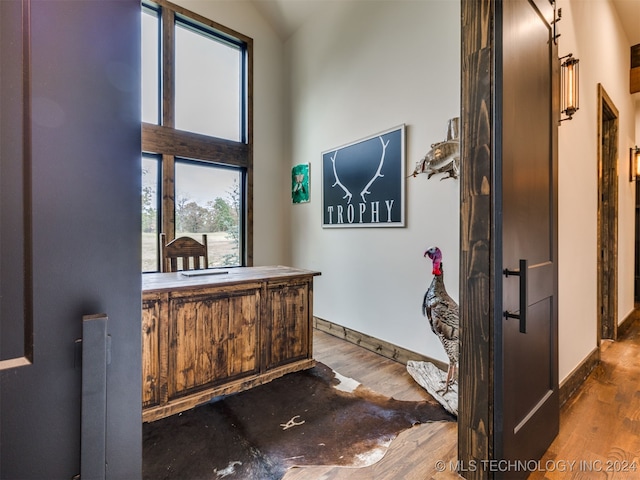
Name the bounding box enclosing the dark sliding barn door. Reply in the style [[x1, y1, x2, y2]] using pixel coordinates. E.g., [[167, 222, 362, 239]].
[[459, 0, 559, 477], [496, 0, 559, 474], [1, 1, 142, 478]]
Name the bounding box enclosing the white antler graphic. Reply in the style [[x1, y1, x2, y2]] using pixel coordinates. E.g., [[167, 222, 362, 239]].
[[360, 136, 389, 203], [330, 151, 353, 204]]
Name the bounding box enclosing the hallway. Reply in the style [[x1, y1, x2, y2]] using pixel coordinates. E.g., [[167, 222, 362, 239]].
[[529, 311, 640, 479]]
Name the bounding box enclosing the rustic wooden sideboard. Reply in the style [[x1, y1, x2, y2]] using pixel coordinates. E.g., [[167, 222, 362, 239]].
[[141, 266, 320, 422]]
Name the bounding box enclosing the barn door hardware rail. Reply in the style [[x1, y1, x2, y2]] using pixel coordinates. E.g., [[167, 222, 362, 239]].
[[503, 259, 528, 334], [551, 0, 561, 45]]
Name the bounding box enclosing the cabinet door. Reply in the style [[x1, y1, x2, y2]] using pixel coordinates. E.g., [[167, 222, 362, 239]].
[[142, 295, 162, 408], [265, 280, 311, 370], [168, 287, 260, 399]]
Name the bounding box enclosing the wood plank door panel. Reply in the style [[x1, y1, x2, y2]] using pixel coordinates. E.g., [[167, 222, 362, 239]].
[[265, 281, 311, 370], [168, 288, 260, 398], [226, 291, 261, 378], [497, 0, 559, 472], [142, 295, 163, 408]]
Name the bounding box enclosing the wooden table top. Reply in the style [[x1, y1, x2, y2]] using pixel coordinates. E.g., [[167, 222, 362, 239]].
[[142, 265, 321, 293]]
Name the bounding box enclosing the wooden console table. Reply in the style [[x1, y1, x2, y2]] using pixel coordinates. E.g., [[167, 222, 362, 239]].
[[142, 266, 320, 422]]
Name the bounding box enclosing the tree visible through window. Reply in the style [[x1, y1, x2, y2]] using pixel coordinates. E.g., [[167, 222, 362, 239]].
[[175, 161, 241, 267], [141, 154, 160, 272], [141, 0, 252, 272]]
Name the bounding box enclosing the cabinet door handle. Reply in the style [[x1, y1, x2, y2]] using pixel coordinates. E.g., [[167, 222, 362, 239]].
[[503, 259, 527, 333]]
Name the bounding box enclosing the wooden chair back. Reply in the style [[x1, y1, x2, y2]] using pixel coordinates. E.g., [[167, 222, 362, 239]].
[[160, 233, 209, 272]]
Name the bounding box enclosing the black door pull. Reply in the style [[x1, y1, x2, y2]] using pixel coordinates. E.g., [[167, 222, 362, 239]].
[[503, 259, 527, 333]]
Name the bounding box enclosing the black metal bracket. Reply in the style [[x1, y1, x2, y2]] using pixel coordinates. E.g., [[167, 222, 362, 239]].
[[549, 0, 562, 45], [551, 1, 562, 45]]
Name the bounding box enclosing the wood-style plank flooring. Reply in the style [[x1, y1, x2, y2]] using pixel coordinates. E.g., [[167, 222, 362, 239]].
[[529, 314, 640, 480], [290, 316, 640, 480], [145, 317, 640, 478], [283, 330, 459, 480]]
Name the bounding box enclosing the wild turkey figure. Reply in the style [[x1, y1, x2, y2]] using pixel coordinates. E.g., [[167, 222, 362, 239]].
[[422, 246, 459, 394]]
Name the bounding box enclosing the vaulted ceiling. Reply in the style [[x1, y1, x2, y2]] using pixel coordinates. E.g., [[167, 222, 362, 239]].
[[250, 0, 326, 41], [251, 0, 640, 47], [611, 0, 640, 47]]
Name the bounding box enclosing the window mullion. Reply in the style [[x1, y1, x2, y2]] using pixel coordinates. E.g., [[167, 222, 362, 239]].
[[162, 8, 174, 128], [160, 8, 174, 243], [142, 124, 249, 167], [162, 154, 175, 242], [245, 41, 253, 146], [245, 40, 253, 265]]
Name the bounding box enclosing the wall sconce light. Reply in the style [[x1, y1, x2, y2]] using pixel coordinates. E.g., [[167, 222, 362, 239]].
[[630, 146, 640, 182], [560, 54, 579, 121]]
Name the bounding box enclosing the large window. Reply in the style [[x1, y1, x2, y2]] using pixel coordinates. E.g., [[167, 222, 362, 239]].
[[175, 20, 244, 140], [141, 0, 252, 272]]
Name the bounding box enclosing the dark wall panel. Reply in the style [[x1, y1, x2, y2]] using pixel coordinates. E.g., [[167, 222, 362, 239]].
[[0, 1, 141, 478]]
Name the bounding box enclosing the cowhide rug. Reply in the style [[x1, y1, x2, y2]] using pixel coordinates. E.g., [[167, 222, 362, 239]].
[[143, 362, 454, 480]]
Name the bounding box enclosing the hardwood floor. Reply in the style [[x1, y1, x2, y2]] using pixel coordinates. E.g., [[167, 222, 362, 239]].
[[142, 316, 640, 478], [294, 315, 640, 480], [282, 330, 459, 480], [530, 314, 640, 480]]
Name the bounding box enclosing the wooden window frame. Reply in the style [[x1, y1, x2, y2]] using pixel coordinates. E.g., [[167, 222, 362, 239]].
[[141, 0, 253, 267]]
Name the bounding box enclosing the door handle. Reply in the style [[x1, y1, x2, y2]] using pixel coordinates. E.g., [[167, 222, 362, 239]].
[[503, 259, 527, 333]]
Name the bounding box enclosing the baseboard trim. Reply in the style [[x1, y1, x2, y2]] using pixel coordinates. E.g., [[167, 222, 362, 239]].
[[618, 308, 640, 338], [559, 347, 600, 407], [315, 316, 598, 407], [313, 316, 448, 371]]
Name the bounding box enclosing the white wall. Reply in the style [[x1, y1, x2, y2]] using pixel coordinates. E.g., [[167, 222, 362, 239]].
[[286, 0, 461, 363], [173, 0, 637, 382], [173, 0, 291, 266], [557, 0, 637, 382]]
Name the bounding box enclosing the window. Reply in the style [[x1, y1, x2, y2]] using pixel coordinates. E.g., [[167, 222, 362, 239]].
[[141, 5, 159, 125], [141, 0, 252, 272], [141, 154, 160, 272], [174, 160, 242, 267], [175, 19, 244, 141]]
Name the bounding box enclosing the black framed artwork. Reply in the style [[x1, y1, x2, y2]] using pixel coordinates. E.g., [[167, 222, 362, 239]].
[[322, 125, 405, 228]]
